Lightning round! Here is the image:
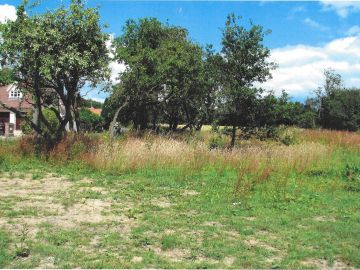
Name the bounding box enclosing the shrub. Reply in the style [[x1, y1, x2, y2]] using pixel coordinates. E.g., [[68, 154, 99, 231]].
[[79, 108, 103, 132], [20, 121, 33, 135], [208, 134, 227, 149], [277, 127, 300, 145], [16, 135, 38, 156], [0, 156, 5, 169], [51, 133, 99, 162]]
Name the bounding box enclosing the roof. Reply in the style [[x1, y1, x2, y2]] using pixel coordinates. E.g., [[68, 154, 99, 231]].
[[89, 107, 102, 116], [0, 84, 32, 112]]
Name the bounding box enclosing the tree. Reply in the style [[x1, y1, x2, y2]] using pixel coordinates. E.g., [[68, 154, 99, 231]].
[[257, 91, 316, 129], [313, 69, 360, 131], [0, 68, 14, 86], [218, 14, 276, 147], [112, 18, 171, 131], [0, 0, 110, 150], [109, 18, 209, 134], [322, 89, 360, 131], [80, 99, 103, 109], [156, 31, 204, 130]]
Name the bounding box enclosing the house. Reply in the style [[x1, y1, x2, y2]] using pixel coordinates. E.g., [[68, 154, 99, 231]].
[[89, 107, 102, 116], [0, 84, 32, 135]]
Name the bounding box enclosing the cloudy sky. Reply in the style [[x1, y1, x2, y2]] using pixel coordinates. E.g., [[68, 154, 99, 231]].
[[1, 0, 360, 102]]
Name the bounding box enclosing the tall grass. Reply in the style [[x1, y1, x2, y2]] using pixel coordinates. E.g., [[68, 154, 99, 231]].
[[4, 127, 359, 184], [84, 135, 332, 176], [302, 129, 360, 148], [3, 127, 359, 202]]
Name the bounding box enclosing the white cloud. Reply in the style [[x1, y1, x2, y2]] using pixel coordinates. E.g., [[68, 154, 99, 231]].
[[89, 97, 105, 103], [106, 34, 126, 84], [346, 25, 360, 36], [262, 35, 360, 98], [320, 0, 360, 18], [303, 17, 329, 31], [0, 4, 17, 23]]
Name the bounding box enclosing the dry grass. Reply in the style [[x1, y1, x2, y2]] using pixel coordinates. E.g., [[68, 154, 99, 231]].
[[85, 135, 332, 177], [302, 129, 360, 148]]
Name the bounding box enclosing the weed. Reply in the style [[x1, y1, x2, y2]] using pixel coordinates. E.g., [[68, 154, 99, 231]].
[[208, 134, 227, 149], [14, 225, 31, 258], [344, 164, 360, 192]]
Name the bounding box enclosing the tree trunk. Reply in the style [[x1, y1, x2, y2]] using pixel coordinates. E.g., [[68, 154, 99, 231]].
[[195, 123, 203, 131], [109, 102, 128, 138], [172, 120, 178, 131]]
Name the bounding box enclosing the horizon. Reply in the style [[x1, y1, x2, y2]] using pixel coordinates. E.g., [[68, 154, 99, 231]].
[[0, 0, 359, 103]]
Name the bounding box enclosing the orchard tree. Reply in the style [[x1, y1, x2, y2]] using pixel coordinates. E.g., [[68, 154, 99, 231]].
[[0, 0, 110, 150], [109, 18, 209, 134], [156, 31, 204, 130], [315, 69, 360, 131], [218, 14, 276, 147], [0, 68, 14, 86], [111, 18, 168, 132]]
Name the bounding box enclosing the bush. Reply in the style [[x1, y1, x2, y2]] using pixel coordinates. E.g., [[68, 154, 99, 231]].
[[277, 127, 300, 146], [16, 135, 38, 156], [0, 156, 5, 168], [79, 108, 103, 132], [51, 133, 99, 161], [20, 121, 33, 135], [208, 134, 226, 149]]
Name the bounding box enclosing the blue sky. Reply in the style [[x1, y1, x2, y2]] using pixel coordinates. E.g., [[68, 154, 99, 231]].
[[1, 0, 360, 102]]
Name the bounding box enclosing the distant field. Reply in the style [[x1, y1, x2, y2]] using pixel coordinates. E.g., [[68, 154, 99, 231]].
[[0, 128, 359, 268]]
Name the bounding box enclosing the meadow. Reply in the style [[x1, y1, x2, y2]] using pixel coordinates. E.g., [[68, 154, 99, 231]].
[[0, 128, 359, 268]]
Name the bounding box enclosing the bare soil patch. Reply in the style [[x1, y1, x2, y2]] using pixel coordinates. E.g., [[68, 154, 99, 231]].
[[301, 259, 354, 269], [151, 198, 173, 208], [0, 174, 71, 197], [0, 174, 137, 234], [182, 190, 199, 196], [313, 216, 336, 222], [150, 246, 190, 262], [244, 238, 278, 252]]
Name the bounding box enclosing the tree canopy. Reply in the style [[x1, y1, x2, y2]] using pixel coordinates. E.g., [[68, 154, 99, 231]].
[[0, 0, 110, 150]]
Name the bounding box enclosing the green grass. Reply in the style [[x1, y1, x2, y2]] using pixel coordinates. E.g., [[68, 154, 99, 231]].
[[0, 139, 360, 268]]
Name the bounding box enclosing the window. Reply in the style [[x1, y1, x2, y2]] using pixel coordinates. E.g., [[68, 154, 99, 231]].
[[9, 89, 22, 99]]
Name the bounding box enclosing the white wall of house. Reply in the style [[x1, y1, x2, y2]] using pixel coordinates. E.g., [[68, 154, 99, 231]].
[[9, 112, 16, 125]]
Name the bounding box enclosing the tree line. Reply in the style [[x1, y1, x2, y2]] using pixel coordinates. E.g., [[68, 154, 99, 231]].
[[0, 0, 359, 150]]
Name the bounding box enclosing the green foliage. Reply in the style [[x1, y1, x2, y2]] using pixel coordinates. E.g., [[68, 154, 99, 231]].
[[20, 120, 33, 135], [0, 156, 5, 167], [344, 164, 360, 192], [0, 230, 10, 267], [0, 68, 14, 86], [208, 134, 227, 149], [42, 108, 60, 133], [217, 14, 276, 146], [277, 127, 299, 146], [0, 0, 110, 148], [21, 108, 59, 135], [80, 99, 103, 109], [79, 108, 103, 132], [109, 17, 216, 131], [314, 69, 360, 131], [322, 89, 360, 131]]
